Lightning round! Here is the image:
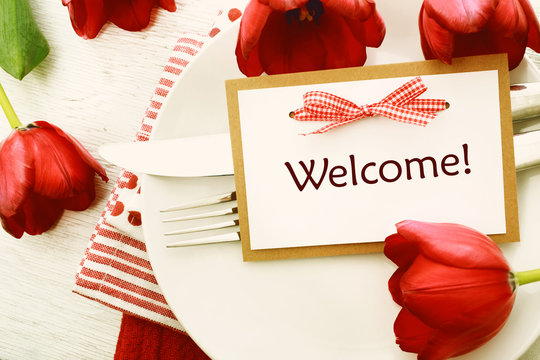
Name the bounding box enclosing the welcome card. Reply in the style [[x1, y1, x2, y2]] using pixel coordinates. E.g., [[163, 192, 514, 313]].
[[226, 54, 518, 261]]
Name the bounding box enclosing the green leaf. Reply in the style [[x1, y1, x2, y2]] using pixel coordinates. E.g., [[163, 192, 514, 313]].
[[0, 0, 49, 80]]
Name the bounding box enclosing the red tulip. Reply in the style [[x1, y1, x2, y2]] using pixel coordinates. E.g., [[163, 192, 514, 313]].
[[236, 0, 386, 76], [62, 0, 177, 39], [0, 121, 108, 238], [384, 220, 516, 360], [419, 0, 540, 70]]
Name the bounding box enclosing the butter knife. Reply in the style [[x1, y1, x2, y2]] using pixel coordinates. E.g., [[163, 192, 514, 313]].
[[99, 133, 233, 177]]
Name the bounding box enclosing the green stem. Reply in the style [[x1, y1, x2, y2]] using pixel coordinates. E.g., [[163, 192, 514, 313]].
[[516, 269, 540, 286], [0, 82, 22, 129]]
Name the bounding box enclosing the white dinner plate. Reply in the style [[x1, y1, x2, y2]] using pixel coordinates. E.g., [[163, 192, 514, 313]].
[[142, 1, 540, 359]]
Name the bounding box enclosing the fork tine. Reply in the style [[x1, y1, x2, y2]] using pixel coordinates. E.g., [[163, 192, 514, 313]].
[[167, 232, 240, 248], [161, 191, 236, 212], [164, 219, 239, 236], [162, 207, 238, 222]]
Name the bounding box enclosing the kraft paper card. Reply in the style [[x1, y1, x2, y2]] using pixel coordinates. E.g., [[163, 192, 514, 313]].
[[225, 54, 518, 262]]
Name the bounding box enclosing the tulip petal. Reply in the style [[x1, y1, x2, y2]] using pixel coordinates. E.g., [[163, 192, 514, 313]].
[[19, 193, 63, 235], [519, 0, 540, 51], [484, 0, 531, 69], [418, 299, 514, 359], [23, 127, 93, 199], [0, 130, 33, 217], [394, 308, 433, 354], [60, 190, 95, 211], [423, 0, 498, 33], [420, 7, 455, 64], [360, 5, 385, 47], [106, 0, 155, 31], [158, 0, 176, 12], [400, 254, 514, 331], [63, 0, 107, 39], [257, 0, 309, 12], [395, 220, 510, 270], [343, 4, 385, 47], [488, 0, 527, 36], [452, 30, 495, 60], [322, 0, 373, 20], [34, 121, 108, 182], [2, 193, 62, 238], [236, 37, 265, 76], [418, 7, 436, 60], [384, 233, 419, 268], [258, 12, 326, 74], [388, 267, 406, 305], [238, 1, 273, 60], [1, 212, 24, 238], [488, 31, 528, 69], [316, 9, 367, 68]]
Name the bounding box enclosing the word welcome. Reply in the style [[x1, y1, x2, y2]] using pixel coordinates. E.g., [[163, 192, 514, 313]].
[[284, 144, 471, 192]]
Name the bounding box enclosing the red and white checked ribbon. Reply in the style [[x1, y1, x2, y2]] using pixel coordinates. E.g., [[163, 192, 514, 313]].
[[292, 76, 448, 135]]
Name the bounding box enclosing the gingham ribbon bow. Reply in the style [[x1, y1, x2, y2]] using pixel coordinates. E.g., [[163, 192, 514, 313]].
[[292, 77, 448, 135]]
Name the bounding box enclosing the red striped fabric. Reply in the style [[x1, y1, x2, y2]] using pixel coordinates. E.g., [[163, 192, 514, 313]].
[[75, 6, 244, 331], [73, 32, 211, 331]]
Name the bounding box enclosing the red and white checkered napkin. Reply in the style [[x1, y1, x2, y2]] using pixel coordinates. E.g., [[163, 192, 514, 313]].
[[73, 8, 243, 331]]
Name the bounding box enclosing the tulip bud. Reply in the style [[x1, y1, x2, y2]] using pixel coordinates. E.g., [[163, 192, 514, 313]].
[[419, 0, 540, 70], [384, 220, 540, 359], [236, 0, 386, 76], [0, 83, 107, 238]]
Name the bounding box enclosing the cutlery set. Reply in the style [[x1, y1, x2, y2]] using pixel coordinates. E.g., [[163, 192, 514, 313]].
[[161, 191, 240, 247]]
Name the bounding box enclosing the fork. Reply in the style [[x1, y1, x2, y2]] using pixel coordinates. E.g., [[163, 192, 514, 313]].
[[161, 190, 241, 248]]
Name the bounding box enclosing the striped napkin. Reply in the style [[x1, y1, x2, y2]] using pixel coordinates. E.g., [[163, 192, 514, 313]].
[[73, 7, 243, 331]]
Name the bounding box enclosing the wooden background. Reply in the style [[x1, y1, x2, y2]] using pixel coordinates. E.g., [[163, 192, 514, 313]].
[[0, 0, 539, 358]]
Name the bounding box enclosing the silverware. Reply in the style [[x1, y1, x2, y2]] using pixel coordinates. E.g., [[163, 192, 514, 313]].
[[99, 133, 233, 177], [514, 129, 540, 172], [161, 191, 240, 247], [511, 82, 540, 122]]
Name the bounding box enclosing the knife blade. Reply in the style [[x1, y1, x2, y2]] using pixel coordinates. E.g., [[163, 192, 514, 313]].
[[100, 125, 540, 178], [99, 133, 234, 177]]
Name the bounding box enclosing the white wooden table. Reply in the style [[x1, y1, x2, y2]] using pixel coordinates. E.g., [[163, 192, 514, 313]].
[[1, 1, 540, 359]]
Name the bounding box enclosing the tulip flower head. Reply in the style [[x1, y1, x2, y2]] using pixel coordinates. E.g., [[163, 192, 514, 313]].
[[419, 0, 540, 70], [62, 0, 177, 39], [0, 83, 108, 238], [384, 220, 518, 360], [236, 0, 386, 76], [0, 121, 108, 238]]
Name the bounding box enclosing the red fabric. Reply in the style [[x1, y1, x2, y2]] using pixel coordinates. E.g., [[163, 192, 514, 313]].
[[115, 313, 210, 360]]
